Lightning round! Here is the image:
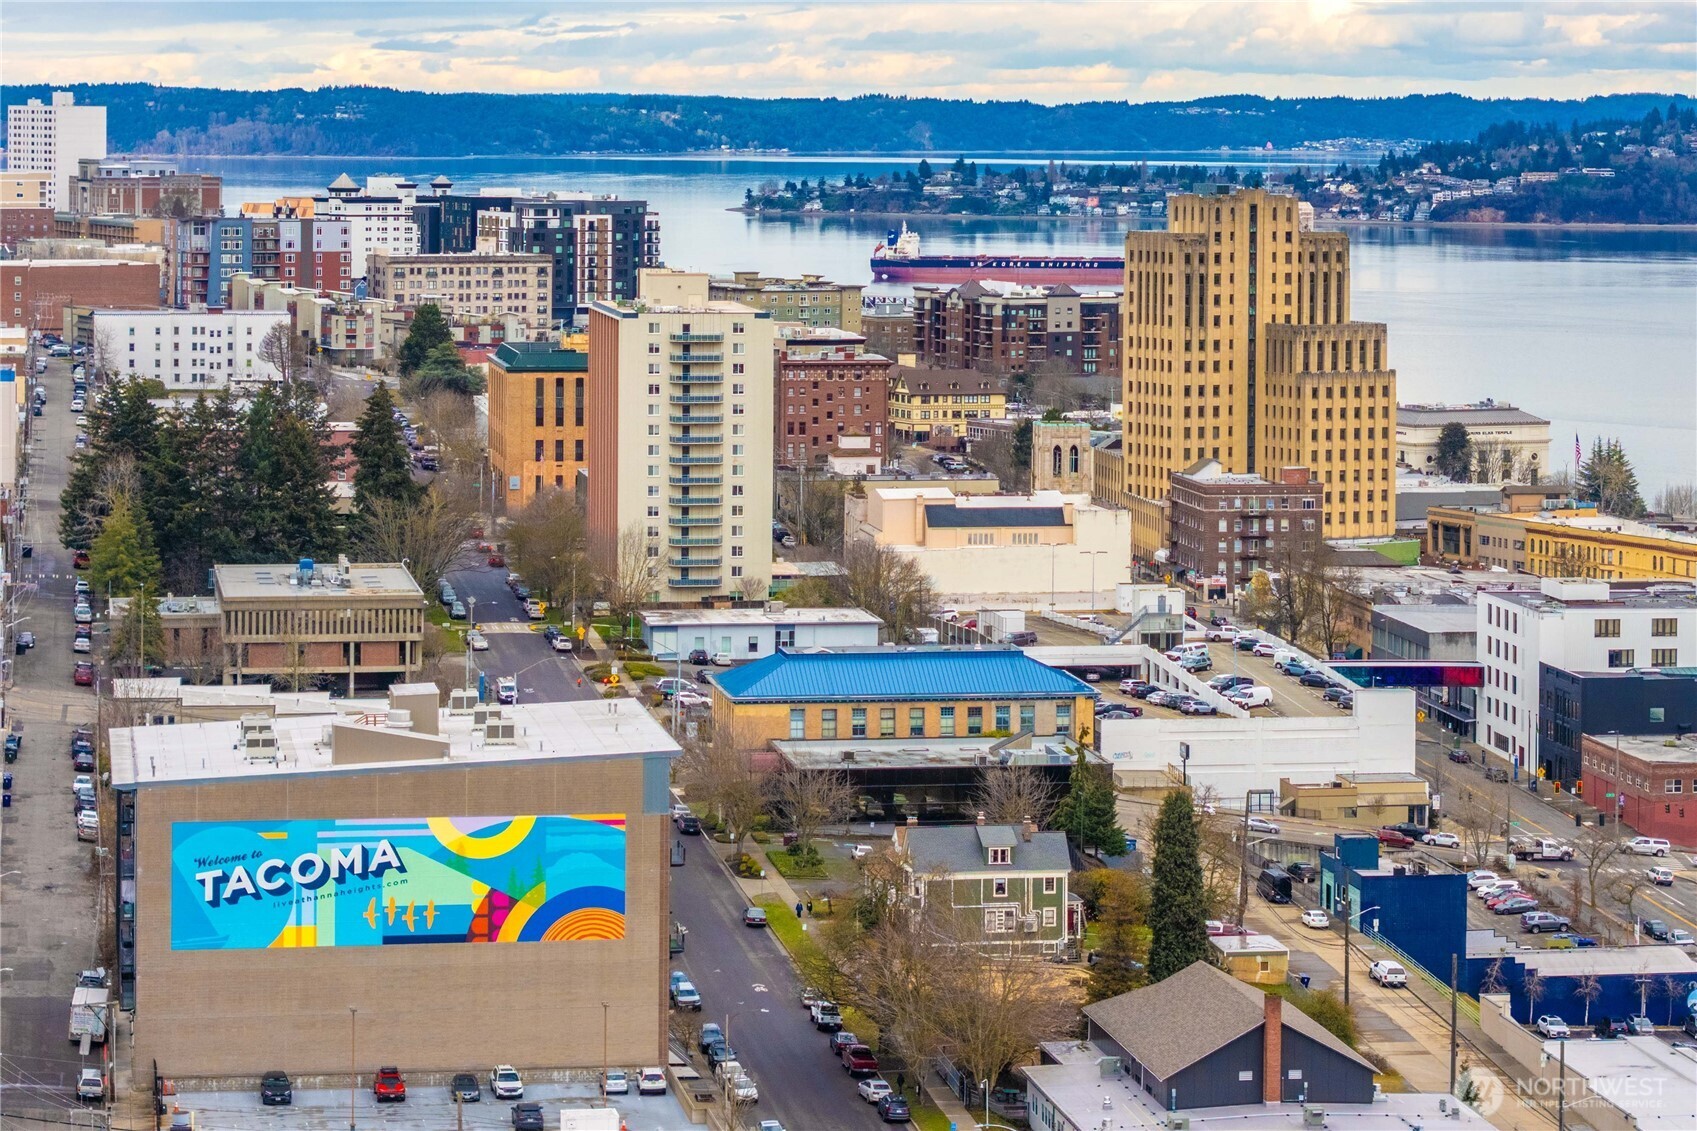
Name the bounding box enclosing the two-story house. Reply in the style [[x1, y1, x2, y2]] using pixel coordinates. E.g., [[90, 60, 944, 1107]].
[[894, 818, 1078, 955]]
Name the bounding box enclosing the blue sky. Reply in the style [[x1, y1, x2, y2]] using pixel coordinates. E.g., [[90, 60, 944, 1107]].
[[2, 1, 1691, 102]]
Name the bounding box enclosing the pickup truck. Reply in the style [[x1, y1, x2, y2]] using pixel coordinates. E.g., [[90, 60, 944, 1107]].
[[840, 1044, 879, 1075], [1511, 838, 1575, 862], [811, 1001, 843, 1032], [372, 1066, 407, 1102], [1369, 960, 1408, 988]]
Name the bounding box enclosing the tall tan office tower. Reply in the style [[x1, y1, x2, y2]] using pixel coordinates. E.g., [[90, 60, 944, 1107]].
[[1122, 186, 1395, 555]]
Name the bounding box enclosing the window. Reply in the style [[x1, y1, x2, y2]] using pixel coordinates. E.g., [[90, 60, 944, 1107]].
[[1608, 649, 1636, 669], [1056, 703, 1072, 733], [939, 706, 956, 737], [1043, 876, 1059, 895], [984, 908, 1016, 933], [880, 708, 895, 737], [1666, 779, 1684, 795], [789, 708, 805, 739], [908, 707, 926, 736], [820, 709, 838, 739], [851, 707, 867, 737], [1652, 649, 1678, 667], [988, 848, 1011, 866], [1020, 704, 1035, 733], [1652, 618, 1679, 637], [995, 705, 1010, 732], [966, 706, 984, 735], [992, 878, 1008, 897], [1042, 907, 1057, 927], [1595, 619, 1622, 638]]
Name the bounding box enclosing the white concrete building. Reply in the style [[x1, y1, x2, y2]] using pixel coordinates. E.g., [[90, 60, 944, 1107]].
[[848, 486, 1131, 608], [639, 606, 882, 661], [92, 308, 292, 392], [1478, 577, 1697, 769], [1396, 400, 1551, 484], [6, 92, 105, 208], [313, 173, 419, 278], [586, 269, 775, 601]]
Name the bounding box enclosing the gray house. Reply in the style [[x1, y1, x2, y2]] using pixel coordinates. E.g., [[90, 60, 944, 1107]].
[[1079, 962, 1375, 1108], [895, 819, 1077, 954]]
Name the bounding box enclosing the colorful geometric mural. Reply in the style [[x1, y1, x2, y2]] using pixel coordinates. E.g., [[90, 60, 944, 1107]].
[[169, 815, 626, 951]]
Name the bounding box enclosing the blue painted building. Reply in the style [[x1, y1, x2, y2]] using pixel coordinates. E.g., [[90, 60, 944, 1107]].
[[166, 216, 254, 308]]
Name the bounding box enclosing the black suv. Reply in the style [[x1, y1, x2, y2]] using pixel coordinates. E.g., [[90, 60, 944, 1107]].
[[511, 1102, 545, 1130], [687, 648, 710, 665], [260, 1071, 292, 1106], [675, 813, 701, 835], [450, 1073, 480, 1102]]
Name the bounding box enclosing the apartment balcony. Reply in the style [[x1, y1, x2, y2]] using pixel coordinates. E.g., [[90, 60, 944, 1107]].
[[670, 352, 723, 363], [668, 474, 722, 486], [668, 576, 723, 589], [668, 556, 722, 569], [673, 371, 724, 384], [669, 433, 723, 446], [669, 413, 723, 425], [669, 515, 723, 527], [668, 535, 722, 547], [668, 453, 723, 466], [670, 332, 724, 343], [669, 393, 722, 405], [669, 495, 722, 507]]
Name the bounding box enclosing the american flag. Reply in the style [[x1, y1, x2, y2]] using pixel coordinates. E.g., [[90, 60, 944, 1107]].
[[1575, 433, 1582, 469]]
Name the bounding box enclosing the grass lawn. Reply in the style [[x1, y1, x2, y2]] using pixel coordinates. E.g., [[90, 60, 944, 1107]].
[[764, 846, 828, 880], [425, 606, 451, 627], [909, 1102, 953, 1131], [754, 897, 822, 966]]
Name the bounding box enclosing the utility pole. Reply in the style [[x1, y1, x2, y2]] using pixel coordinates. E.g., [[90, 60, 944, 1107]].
[[348, 1006, 358, 1131], [1342, 888, 1352, 1006], [1557, 1035, 1567, 1131], [1234, 790, 1253, 928], [1449, 953, 1459, 1095], [601, 1001, 610, 1107]]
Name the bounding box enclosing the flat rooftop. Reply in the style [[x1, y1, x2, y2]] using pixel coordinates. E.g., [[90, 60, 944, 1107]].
[[110, 697, 678, 788], [1586, 732, 1697, 766], [1490, 579, 1697, 612], [640, 607, 882, 628], [772, 737, 1097, 772], [1516, 944, 1697, 977], [1210, 933, 1288, 955], [1541, 1035, 1697, 1128], [1371, 603, 1477, 634], [214, 561, 422, 600]]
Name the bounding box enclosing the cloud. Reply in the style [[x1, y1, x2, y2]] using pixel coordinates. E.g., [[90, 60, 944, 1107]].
[[0, 0, 1688, 101]]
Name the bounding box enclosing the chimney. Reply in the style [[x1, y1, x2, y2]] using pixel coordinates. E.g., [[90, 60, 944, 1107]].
[[906, 815, 918, 828], [1262, 992, 1282, 1103], [976, 810, 987, 826], [1021, 815, 1035, 842]]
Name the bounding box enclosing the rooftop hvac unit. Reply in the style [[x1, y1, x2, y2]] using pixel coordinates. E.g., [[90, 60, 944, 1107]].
[[385, 709, 412, 730], [473, 706, 503, 727], [482, 720, 516, 745], [1167, 1118, 1190, 1130], [448, 689, 478, 715], [1303, 1109, 1326, 1128]]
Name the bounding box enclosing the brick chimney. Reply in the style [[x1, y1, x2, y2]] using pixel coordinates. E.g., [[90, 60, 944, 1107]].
[[1262, 992, 1282, 1103], [906, 815, 918, 827], [1021, 815, 1035, 842], [976, 810, 987, 826]]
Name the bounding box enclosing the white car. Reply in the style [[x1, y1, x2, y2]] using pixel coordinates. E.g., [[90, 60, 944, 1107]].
[[496, 676, 517, 705], [1628, 836, 1672, 857], [1466, 870, 1500, 889], [1204, 625, 1238, 641], [1300, 908, 1329, 929], [550, 633, 574, 653], [1246, 816, 1280, 834], [1477, 880, 1521, 900], [725, 1071, 757, 1102], [847, 843, 873, 859], [73, 636, 91, 653], [637, 1067, 667, 1095], [1369, 960, 1407, 987], [1535, 1015, 1571, 1039], [489, 1065, 523, 1099], [70, 397, 86, 412], [1251, 640, 1280, 658], [857, 1077, 893, 1103], [1421, 831, 1461, 848], [674, 689, 710, 710], [1647, 866, 1675, 885], [1670, 928, 1697, 947], [602, 1069, 628, 1095], [72, 774, 94, 794], [465, 629, 489, 651], [710, 651, 735, 666]]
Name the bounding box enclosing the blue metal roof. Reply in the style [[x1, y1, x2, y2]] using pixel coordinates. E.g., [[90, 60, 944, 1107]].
[[711, 647, 1093, 703]]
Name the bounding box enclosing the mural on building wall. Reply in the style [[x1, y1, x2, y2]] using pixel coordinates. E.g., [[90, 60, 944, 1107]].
[[170, 815, 626, 950]]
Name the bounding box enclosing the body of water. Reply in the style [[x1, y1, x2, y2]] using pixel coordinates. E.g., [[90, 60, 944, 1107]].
[[192, 154, 1697, 494]]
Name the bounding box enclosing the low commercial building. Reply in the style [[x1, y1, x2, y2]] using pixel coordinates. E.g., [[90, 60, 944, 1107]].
[[86, 308, 291, 392], [368, 249, 553, 338], [887, 366, 1006, 446], [639, 606, 882, 660], [710, 271, 863, 332], [66, 157, 224, 218], [107, 684, 679, 1084], [1278, 772, 1431, 827], [0, 205, 55, 250], [894, 819, 1078, 955], [1167, 459, 1322, 596], [1370, 602, 1479, 738], [487, 340, 589, 510], [709, 646, 1097, 750], [847, 486, 1130, 607], [1540, 665, 1697, 790], [2, 259, 159, 331], [1210, 933, 1290, 986], [774, 325, 891, 467], [213, 557, 425, 692], [1396, 400, 1551, 484], [1429, 501, 1697, 580], [1580, 730, 1697, 843]]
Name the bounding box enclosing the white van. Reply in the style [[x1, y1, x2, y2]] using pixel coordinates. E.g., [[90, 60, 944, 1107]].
[[1628, 836, 1672, 857], [1272, 649, 1308, 670], [1163, 641, 1209, 662], [1226, 685, 1273, 709]]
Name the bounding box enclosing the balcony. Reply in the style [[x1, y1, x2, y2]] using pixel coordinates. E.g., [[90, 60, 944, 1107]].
[[669, 495, 722, 507], [668, 535, 722, 547], [668, 474, 722, 486], [670, 332, 724, 343], [669, 413, 723, 425], [668, 576, 723, 588], [668, 556, 722, 569], [670, 433, 723, 446], [673, 371, 723, 384], [668, 453, 723, 466], [670, 352, 723, 363], [669, 393, 722, 405], [669, 515, 723, 527]]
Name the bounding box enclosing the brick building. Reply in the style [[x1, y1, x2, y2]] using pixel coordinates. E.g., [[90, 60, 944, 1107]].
[[775, 326, 891, 467], [913, 280, 1120, 377], [0, 206, 56, 250], [1167, 458, 1322, 594], [1, 259, 160, 331], [711, 272, 863, 332], [861, 302, 915, 361], [1580, 731, 1697, 845], [66, 157, 223, 217], [250, 214, 353, 292], [368, 250, 552, 339], [488, 340, 589, 510]]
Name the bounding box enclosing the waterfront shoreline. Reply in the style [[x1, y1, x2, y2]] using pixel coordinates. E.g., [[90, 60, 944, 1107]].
[[731, 206, 1697, 232]]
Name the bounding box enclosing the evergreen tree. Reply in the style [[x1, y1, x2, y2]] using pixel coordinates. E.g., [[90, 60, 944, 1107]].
[[109, 594, 165, 676], [916, 158, 933, 181], [59, 379, 163, 549], [88, 493, 163, 603], [351, 381, 421, 510], [1011, 420, 1033, 479], [395, 303, 452, 376], [411, 342, 484, 397], [237, 384, 341, 560], [1433, 422, 1473, 481], [1083, 871, 1150, 1003], [1051, 750, 1127, 856], [145, 391, 247, 590], [1579, 438, 1646, 519], [1146, 790, 1210, 983]]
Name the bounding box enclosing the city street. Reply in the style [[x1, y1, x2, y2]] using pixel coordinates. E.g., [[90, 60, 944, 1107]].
[[0, 351, 106, 1124], [440, 560, 598, 704], [668, 838, 882, 1131]]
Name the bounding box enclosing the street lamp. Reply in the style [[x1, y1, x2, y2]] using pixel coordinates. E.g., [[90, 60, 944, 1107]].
[[601, 1001, 610, 1107], [1087, 550, 1109, 613], [464, 596, 477, 690], [1340, 896, 1381, 1006]]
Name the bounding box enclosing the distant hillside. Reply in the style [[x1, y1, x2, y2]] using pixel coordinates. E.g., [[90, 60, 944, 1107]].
[[1, 84, 1689, 158]]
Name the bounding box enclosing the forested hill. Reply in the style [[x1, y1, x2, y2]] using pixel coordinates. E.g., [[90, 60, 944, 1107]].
[[1, 84, 1690, 157]]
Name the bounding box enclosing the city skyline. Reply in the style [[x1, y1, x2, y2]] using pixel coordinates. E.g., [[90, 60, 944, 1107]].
[[0, 1, 1691, 103]]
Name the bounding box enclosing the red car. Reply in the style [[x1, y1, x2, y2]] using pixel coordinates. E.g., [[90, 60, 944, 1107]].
[[1377, 828, 1415, 849], [372, 1066, 406, 1102], [487, 553, 506, 567], [72, 550, 90, 569], [73, 661, 95, 686], [841, 1044, 879, 1076]]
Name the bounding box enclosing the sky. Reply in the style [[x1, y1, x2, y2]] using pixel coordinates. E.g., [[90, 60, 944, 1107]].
[[0, 0, 1691, 102]]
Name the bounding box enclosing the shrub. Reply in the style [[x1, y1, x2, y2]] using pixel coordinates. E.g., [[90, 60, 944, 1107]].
[[733, 853, 765, 878], [583, 662, 613, 682], [624, 661, 666, 680], [600, 688, 621, 699], [750, 831, 771, 845]]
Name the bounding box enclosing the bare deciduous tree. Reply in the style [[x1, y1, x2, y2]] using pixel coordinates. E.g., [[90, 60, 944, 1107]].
[[1654, 483, 1697, 520], [506, 490, 591, 609], [1523, 969, 1544, 1024], [357, 488, 476, 595], [769, 769, 855, 854], [1573, 972, 1602, 1025], [415, 388, 485, 476], [969, 764, 1058, 826], [1658, 973, 1685, 1024], [599, 522, 662, 624], [677, 724, 766, 858], [258, 322, 309, 385], [1574, 824, 1625, 911], [837, 541, 938, 643]]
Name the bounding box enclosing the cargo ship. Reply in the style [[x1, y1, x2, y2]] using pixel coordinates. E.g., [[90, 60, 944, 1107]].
[[870, 225, 1124, 285]]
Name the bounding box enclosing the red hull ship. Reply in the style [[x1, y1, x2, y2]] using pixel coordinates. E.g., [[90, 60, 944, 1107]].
[[871, 225, 1123, 285]]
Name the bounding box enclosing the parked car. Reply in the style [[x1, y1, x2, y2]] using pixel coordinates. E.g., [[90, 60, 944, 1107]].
[[1547, 932, 1598, 948], [465, 629, 488, 651], [488, 1065, 524, 1100], [711, 651, 735, 666], [1369, 960, 1407, 987], [829, 1031, 861, 1056], [675, 813, 701, 835], [1145, 690, 1180, 708], [1448, 748, 1473, 764], [857, 1077, 893, 1104], [1378, 828, 1416, 849], [811, 1001, 843, 1031], [602, 1069, 629, 1095], [496, 676, 517, 705], [705, 1042, 739, 1069], [1466, 870, 1500, 889], [1285, 861, 1317, 882], [76, 1067, 104, 1102], [1300, 909, 1330, 929], [1321, 684, 1353, 702], [1298, 671, 1333, 688], [1421, 831, 1461, 848], [1535, 1015, 1571, 1039], [1629, 837, 1672, 857], [13, 630, 33, 654], [638, 1067, 667, 1095], [74, 660, 95, 686], [1204, 625, 1238, 642], [1251, 640, 1279, 658], [670, 979, 702, 1010], [1097, 706, 1142, 721], [372, 1066, 406, 1102], [1178, 652, 1212, 674], [878, 1094, 912, 1123], [698, 1024, 725, 1054], [1208, 673, 1255, 692], [1648, 866, 1675, 886], [72, 635, 91, 653], [510, 1102, 545, 1130], [1521, 911, 1571, 934], [487, 552, 505, 567], [1494, 896, 1540, 915], [450, 1073, 480, 1102], [1626, 1015, 1655, 1035], [1119, 679, 1155, 696], [1246, 816, 1280, 834], [1179, 698, 1218, 716], [743, 906, 768, 927], [688, 648, 710, 665], [260, 1071, 293, 1106], [1641, 918, 1672, 941], [1669, 928, 1696, 946], [841, 1044, 880, 1075]]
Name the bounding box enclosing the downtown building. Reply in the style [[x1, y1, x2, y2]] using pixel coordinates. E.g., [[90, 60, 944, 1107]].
[[163, 216, 254, 308], [710, 272, 864, 332], [1122, 187, 1397, 556], [65, 157, 223, 217], [5, 91, 105, 208], [913, 280, 1121, 377], [83, 307, 291, 392], [313, 174, 422, 277], [586, 270, 774, 602], [367, 249, 553, 339], [487, 340, 589, 510], [1167, 458, 1323, 595], [775, 325, 892, 467]]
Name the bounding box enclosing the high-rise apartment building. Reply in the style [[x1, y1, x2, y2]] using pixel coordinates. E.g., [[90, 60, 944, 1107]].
[[249, 216, 353, 292], [5, 92, 106, 208], [587, 270, 774, 601], [313, 174, 420, 277], [367, 250, 552, 338], [163, 217, 253, 307], [1122, 187, 1396, 551]]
